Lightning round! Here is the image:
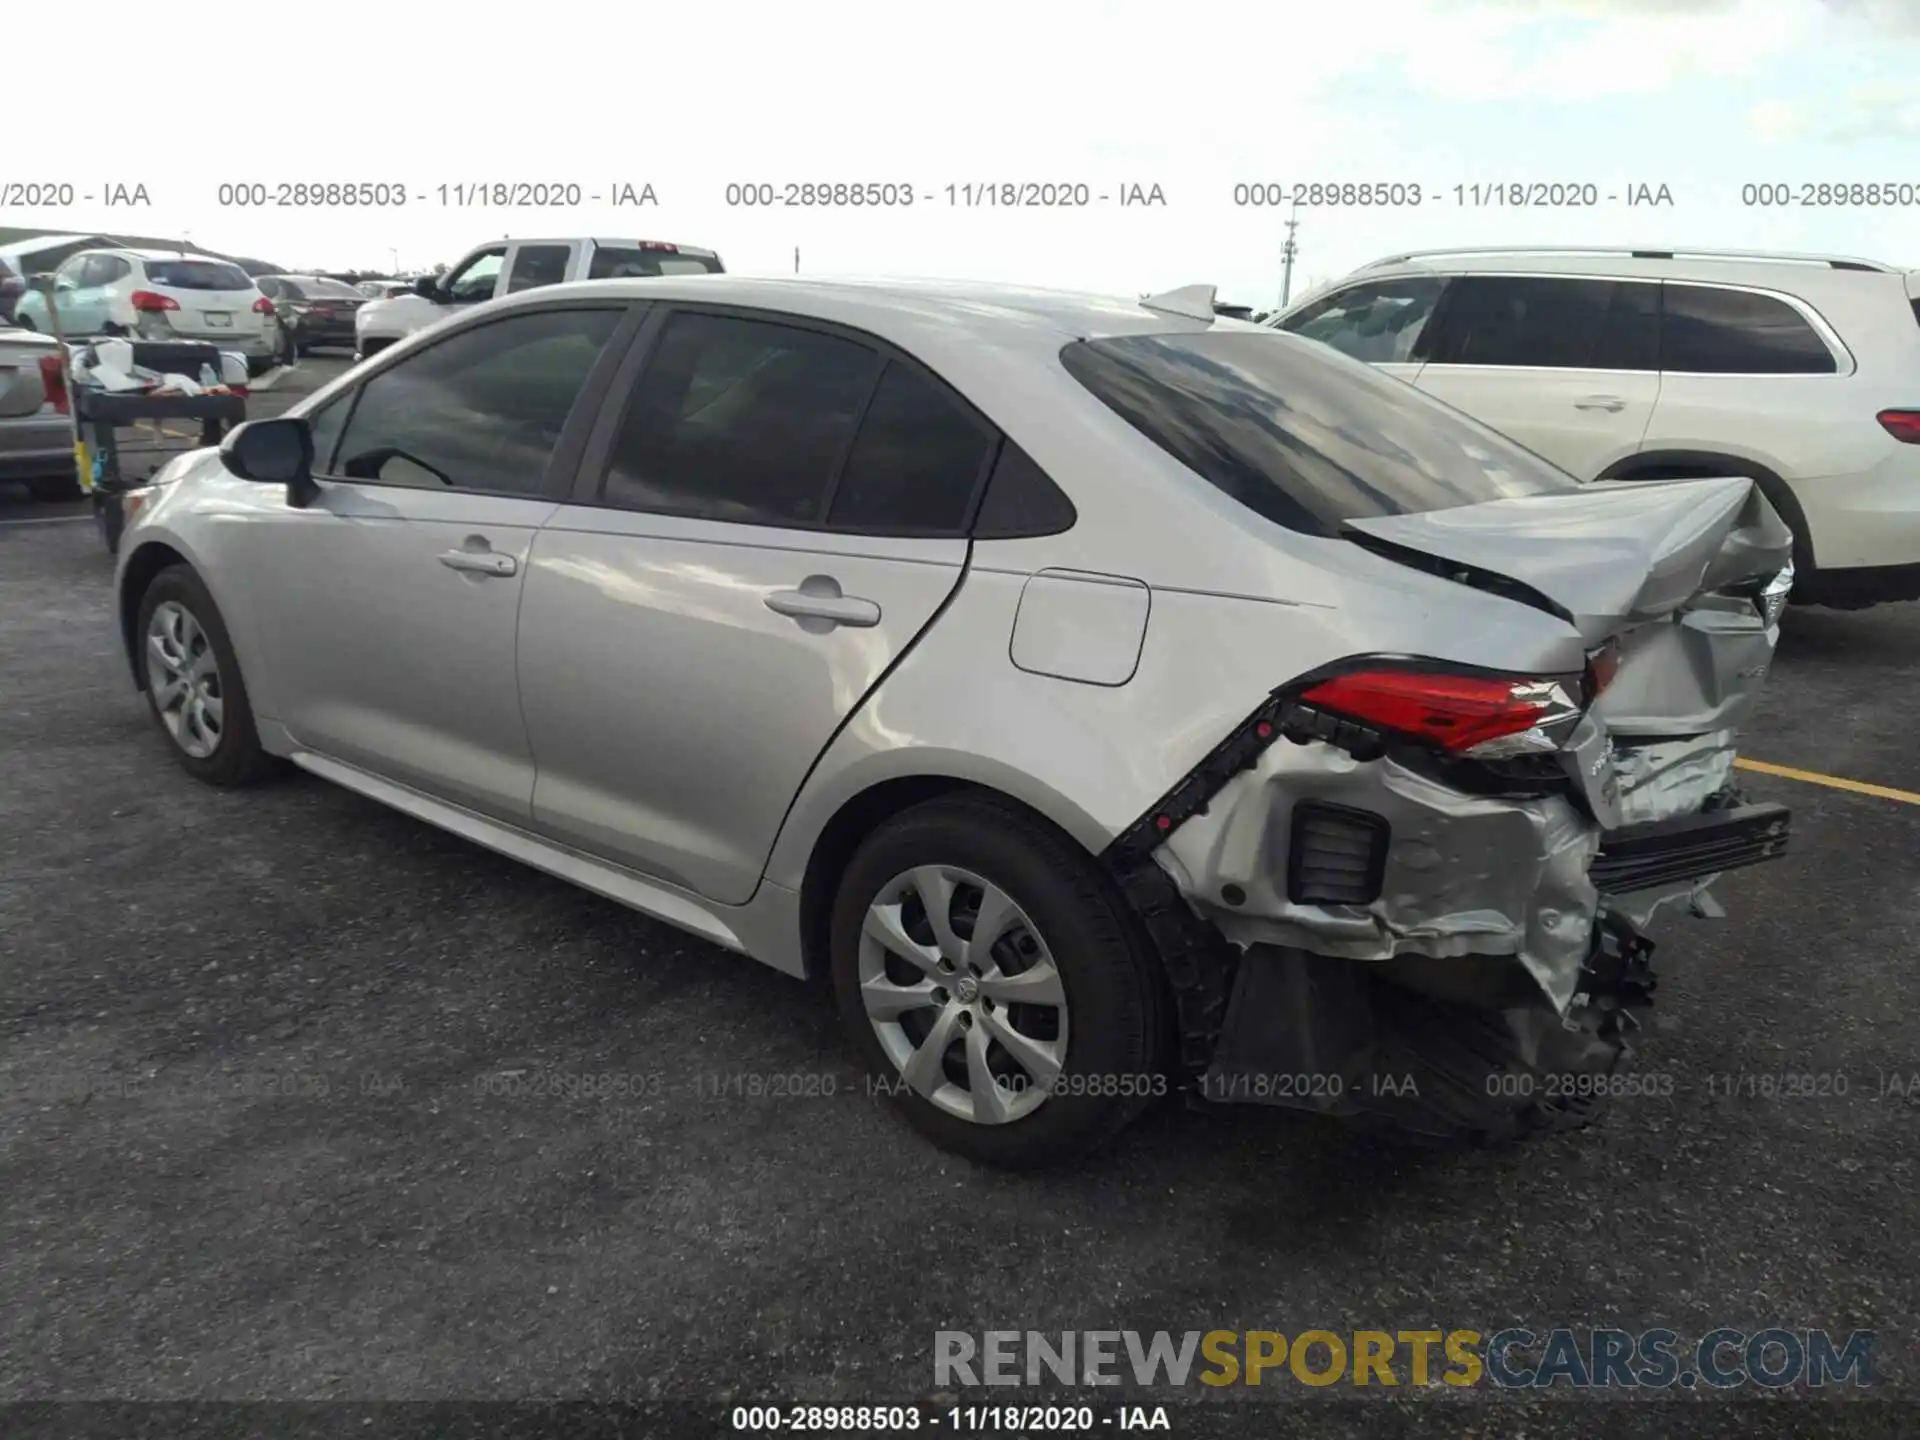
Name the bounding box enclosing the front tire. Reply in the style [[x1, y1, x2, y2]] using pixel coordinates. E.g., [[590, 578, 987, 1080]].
[[135, 565, 277, 787], [829, 794, 1165, 1169]]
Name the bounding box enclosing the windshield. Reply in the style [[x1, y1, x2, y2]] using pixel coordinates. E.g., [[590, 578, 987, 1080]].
[[1059, 331, 1580, 537], [587, 246, 724, 279], [299, 278, 362, 298], [145, 260, 254, 291]]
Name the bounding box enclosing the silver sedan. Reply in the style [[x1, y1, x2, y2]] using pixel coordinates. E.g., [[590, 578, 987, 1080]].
[[110, 275, 1795, 1166]]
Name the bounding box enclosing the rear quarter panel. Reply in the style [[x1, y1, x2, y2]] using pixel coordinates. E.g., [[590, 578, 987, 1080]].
[[763, 542, 1585, 889]]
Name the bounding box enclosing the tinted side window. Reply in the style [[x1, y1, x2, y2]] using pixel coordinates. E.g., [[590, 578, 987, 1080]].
[[444, 250, 506, 303], [600, 312, 880, 526], [1661, 284, 1836, 374], [825, 361, 994, 531], [328, 306, 622, 493], [1428, 276, 1658, 369], [973, 441, 1077, 538], [1280, 277, 1446, 364], [506, 245, 571, 293]]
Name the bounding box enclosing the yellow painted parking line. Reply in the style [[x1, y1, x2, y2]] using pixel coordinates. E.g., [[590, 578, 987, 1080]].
[[1736, 757, 1920, 806]]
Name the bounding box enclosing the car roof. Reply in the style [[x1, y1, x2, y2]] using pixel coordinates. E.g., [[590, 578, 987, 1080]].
[[92, 247, 247, 266], [492, 274, 1234, 353], [1334, 248, 1909, 296]]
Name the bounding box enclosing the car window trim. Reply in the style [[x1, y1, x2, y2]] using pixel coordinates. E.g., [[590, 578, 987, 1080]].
[[569, 300, 1004, 539], [1376, 269, 1847, 377], [309, 300, 648, 502]]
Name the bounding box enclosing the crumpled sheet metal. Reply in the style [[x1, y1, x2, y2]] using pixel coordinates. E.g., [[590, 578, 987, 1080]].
[[1609, 728, 1738, 827], [1154, 741, 1601, 1014], [1155, 728, 1744, 1016]]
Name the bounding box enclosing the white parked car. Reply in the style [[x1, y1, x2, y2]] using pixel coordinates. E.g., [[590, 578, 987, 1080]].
[[1268, 246, 1920, 608], [12, 248, 282, 375], [355, 237, 722, 358], [356, 279, 417, 300]]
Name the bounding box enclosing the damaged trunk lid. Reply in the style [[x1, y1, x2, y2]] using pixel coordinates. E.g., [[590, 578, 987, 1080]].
[[1345, 475, 1794, 829], [1343, 475, 1792, 646]]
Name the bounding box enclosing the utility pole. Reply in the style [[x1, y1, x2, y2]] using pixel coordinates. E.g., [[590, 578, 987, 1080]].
[[1279, 200, 1301, 310], [794, 246, 800, 274]]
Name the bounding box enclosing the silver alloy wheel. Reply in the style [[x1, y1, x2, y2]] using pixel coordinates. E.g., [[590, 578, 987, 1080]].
[[146, 600, 224, 759], [858, 865, 1070, 1125]]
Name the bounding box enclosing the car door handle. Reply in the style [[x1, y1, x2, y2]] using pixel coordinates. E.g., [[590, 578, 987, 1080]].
[[765, 585, 881, 628], [1574, 395, 1628, 412], [438, 549, 517, 577]]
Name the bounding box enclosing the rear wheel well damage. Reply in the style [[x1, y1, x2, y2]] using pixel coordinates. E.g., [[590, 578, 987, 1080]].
[[118, 542, 191, 687]]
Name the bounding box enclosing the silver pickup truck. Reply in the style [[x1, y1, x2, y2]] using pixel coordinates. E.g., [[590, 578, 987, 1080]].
[[353, 237, 724, 359]]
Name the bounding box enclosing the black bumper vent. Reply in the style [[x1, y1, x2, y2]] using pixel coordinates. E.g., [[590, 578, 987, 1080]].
[[1288, 801, 1390, 905], [1590, 802, 1790, 895]]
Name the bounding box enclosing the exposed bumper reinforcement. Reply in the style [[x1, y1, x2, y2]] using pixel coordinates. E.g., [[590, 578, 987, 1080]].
[[1590, 802, 1790, 895]]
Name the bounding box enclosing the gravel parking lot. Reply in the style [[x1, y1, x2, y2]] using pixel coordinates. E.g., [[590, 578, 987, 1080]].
[[2, 356, 1915, 1435]]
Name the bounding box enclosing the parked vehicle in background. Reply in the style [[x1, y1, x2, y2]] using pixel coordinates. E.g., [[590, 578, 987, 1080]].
[[356, 279, 416, 300], [0, 258, 27, 324], [353, 238, 724, 358], [0, 325, 79, 500], [257, 275, 366, 360], [12, 249, 282, 376], [1268, 246, 1920, 608], [114, 275, 1791, 1167]]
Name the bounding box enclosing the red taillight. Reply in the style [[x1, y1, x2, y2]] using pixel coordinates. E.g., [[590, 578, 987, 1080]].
[[1300, 670, 1554, 753], [1878, 409, 1920, 444], [253, 295, 275, 315], [129, 290, 178, 312], [38, 354, 69, 415]]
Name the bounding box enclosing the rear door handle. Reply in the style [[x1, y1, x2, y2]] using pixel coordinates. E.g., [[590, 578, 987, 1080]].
[[1575, 395, 1628, 412], [438, 549, 517, 577], [765, 577, 881, 628]]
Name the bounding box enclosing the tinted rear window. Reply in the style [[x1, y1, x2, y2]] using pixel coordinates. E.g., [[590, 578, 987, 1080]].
[[1058, 331, 1580, 537], [301, 277, 362, 298], [144, 260, 253, 291], [1660, 284, 1836, 374], [587, 246, 723, 279]]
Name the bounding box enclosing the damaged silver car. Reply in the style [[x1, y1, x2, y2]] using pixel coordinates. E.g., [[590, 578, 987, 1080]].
[[111, 276, 1792, 1168]]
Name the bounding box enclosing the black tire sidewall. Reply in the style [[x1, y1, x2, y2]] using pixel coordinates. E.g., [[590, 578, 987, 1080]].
[[828, 797, 1162, 1168], [134, 565, 270, 786]]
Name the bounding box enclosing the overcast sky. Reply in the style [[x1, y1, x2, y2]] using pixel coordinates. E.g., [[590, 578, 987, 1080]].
[[7, 0, 1917, 305]]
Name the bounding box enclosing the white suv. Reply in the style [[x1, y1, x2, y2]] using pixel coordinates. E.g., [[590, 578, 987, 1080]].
[[1269, 247, 1920, 608], [12, 248, 282, 374]]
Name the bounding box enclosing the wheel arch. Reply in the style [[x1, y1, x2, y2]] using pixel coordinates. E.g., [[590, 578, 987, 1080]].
[[117, 538, 194, 687], [785, 765, 1117, 984]]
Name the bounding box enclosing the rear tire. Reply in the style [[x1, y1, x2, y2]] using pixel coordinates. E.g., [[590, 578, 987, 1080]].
[[134, 565, 279, 787], [829, 794, 1166, 1170]]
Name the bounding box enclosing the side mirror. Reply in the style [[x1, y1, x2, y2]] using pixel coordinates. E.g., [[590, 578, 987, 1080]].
[[412, 275, 442, 300], [220, 417, 319, 507]]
